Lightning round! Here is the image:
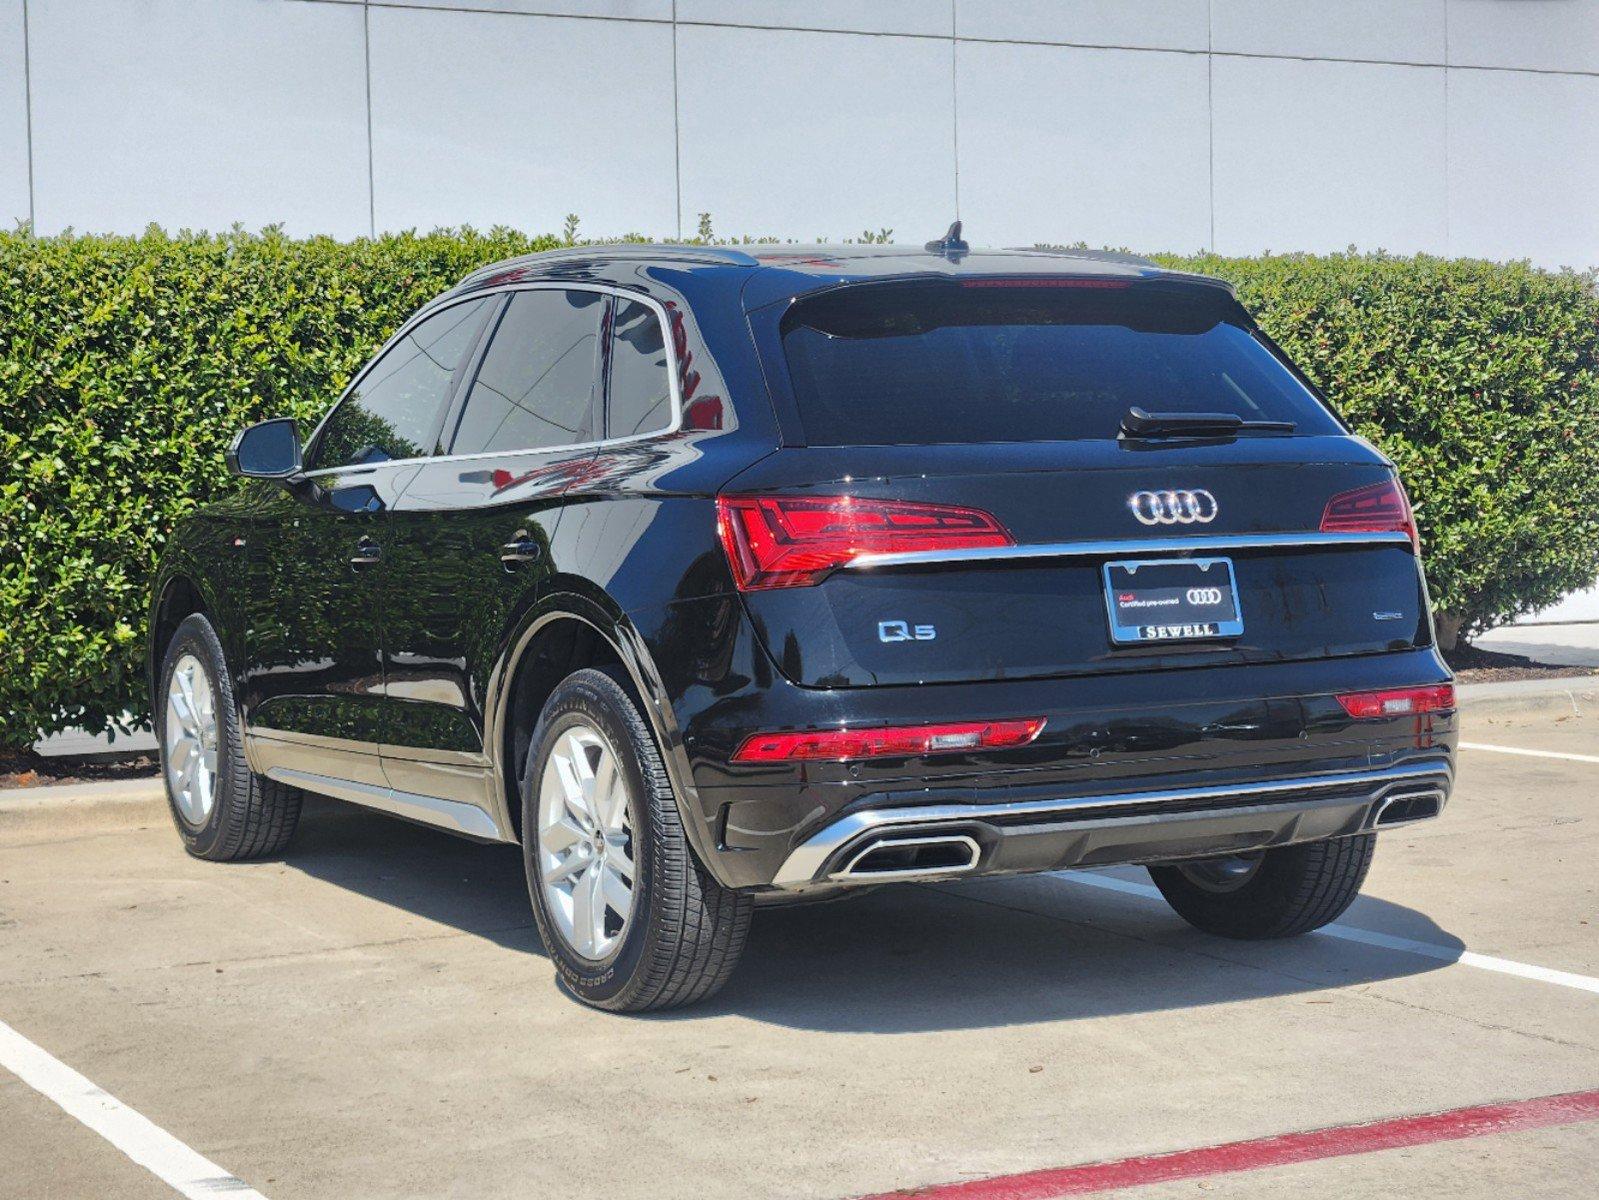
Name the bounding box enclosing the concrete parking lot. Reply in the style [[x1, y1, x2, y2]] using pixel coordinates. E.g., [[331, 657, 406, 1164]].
[[3, 702, 1596, 1199]]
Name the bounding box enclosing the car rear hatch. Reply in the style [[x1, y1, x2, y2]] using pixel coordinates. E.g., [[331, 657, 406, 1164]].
[[726, 273, 1431, 689]]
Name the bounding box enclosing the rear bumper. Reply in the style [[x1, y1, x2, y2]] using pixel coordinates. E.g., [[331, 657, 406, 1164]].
[[768, 757, 1452, 891], [634, 592, 1459, 890]]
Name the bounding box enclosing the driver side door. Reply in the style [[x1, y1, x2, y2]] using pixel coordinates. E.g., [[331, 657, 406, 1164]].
[[238, 296, 495, 793]]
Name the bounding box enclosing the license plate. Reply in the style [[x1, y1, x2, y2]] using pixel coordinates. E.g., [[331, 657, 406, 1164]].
[[1103, 557, 1244, 644]]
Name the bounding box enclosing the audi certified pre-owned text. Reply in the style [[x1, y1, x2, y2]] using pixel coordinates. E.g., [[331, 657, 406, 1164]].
[[149, 231, 1456, 1009]]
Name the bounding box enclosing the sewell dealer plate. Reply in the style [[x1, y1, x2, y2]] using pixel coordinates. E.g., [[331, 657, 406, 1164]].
[[1103, 556, 1244, 644]]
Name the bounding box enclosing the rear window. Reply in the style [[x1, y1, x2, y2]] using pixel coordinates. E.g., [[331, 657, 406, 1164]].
[[778, 280, 1342, 445]]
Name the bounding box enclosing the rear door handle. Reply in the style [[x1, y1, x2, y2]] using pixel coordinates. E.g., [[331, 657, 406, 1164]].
[[350, 537, 382, 568], [500, 535, 542, 569]]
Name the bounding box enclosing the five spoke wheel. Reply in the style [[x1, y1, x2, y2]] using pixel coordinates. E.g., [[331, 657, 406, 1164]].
[[536, 724, 636, 961], [164, 652, 219, 827]]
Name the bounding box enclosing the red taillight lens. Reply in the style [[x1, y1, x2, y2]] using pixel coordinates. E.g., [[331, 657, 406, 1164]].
[[1335, 685, 1455, 719], [1320, 478, 1420, 553], [716, 495, 1013, 591], [732, 718, 1046, 763]]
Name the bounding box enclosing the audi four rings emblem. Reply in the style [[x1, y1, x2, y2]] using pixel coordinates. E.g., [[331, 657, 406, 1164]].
[[1186, 587, 1223, 606], [1129, 489, 1219, 525]]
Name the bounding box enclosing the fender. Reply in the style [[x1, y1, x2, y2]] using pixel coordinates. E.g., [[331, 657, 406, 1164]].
[[483, 590, 722, 877], [147, 545, 237, 705]]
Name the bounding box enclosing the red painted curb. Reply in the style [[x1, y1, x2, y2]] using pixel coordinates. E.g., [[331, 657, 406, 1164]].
[[862, 1088, 1599, 1200]]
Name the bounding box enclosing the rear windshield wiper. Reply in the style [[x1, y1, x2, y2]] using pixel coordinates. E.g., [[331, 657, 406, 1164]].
[[1120, 406, 1297, 438]]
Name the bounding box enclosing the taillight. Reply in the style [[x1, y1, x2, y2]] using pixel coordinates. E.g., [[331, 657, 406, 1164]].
[[716, 495, 1013, 591], [1336, 685, 1455, 719], [1320, 478, 1420, 553], [732, 718, 1046, 762]]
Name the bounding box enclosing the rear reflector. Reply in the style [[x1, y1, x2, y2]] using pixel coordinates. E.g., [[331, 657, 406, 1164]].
[[1320, 478, 1420, 553], [717, 494, 1013, 591], [732, 718, 1046, 762], [1336, 685, 1455, 719]]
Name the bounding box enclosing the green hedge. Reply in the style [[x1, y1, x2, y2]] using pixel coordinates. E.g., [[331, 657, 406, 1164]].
[[2, 229, 1597, 749], [1157, 251, 1599, 651]]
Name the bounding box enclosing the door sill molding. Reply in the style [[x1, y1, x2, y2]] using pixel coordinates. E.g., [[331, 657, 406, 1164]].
[[265, 767, 504, 841]]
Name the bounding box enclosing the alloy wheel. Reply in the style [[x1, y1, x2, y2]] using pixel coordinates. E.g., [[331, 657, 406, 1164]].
[[164, 653, 220, 827], [536, 724, 637, 961]]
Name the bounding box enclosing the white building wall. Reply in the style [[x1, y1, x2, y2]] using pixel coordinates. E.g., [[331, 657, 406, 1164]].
[[2, 0, 1597, 269]]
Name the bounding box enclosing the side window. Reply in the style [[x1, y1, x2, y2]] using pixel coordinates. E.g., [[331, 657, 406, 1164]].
[[449, 289, 606, 455], [313, 298, 492, 471], [606, 298, 674, 439]]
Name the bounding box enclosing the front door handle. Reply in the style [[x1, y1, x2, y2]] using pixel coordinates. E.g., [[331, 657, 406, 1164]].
[[499, 534, 542, 569], [350, 537, 382, 568]]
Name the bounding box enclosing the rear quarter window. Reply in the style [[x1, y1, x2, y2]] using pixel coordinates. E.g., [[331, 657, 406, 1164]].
[[606, 298, 674, 439], [778, 280, 1343, 446]]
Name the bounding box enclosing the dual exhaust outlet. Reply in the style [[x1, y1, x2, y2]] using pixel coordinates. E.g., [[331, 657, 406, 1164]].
[[831, 833, 982, 882], [825, 785, 1444, 885], [1371, 786, 1445, 828]]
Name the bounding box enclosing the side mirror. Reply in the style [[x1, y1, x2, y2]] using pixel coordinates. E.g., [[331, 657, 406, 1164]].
[[227, 418, 302, 479]]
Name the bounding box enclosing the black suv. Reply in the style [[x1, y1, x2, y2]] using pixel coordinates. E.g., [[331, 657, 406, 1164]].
[[149, 235, 1456, 1010]]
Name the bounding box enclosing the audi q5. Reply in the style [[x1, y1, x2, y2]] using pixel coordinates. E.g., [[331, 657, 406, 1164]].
[[148, 230, 1457, 1010]]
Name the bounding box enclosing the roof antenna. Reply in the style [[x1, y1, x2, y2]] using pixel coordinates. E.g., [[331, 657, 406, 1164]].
[[924, 220, 969, 259]]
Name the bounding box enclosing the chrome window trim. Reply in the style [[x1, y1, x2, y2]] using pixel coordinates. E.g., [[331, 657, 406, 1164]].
[[771, 760, 1453, 889], [298, 281, 684, 479], [844, 529, 1414, 572]]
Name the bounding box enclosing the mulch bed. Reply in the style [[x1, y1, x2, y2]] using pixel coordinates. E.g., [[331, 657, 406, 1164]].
[[1443, 642, 1599, 685], [0, 750, 160, 790]]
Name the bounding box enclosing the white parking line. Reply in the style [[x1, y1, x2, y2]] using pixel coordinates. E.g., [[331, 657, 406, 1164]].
[[0, 1017, 267, 1200], [1057, 872, 1599, 996], [1459, 741, 1599, 765]]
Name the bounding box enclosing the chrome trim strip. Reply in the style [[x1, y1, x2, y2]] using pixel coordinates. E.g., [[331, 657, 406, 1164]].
[[378, 742, 489, 768], [249, 726, 383, 755], [771, 760, 1451, 889], [297, 281, 685, 478], [381, 755, 499, 815], [247, 730, 390, 790], [845, 530, 1414, 572], [265, 767, 503, 841]]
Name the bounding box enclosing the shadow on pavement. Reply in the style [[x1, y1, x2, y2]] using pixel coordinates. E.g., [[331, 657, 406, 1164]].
[[286, 797, 1461, 1031], [703, 877, 1461, 1032], [286, 796, 544, 956]]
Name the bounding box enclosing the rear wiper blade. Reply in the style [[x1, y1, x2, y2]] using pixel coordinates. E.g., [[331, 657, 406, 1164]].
[[1121, 406, 1297, 438]]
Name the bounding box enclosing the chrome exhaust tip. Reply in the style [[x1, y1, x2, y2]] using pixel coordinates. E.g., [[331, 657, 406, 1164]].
[[1372, 787, 1445, 828], [831, 833, 982, 882]]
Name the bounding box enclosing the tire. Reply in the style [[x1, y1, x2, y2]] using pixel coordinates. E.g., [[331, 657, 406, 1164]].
[[522, 666, 752, 1011], [1147, 834, 1376, 940], [156, 612, 302, 861]]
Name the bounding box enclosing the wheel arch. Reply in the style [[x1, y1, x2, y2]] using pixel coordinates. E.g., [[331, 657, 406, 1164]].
[[486, 588, 717, 874], [148, 568, 221, 703]]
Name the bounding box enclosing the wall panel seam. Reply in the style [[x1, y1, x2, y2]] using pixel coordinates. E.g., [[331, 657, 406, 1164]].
[[950, 0, 959, 221], [21, 0, 34, 230], [363, 0, 376, 237], [672, 0, 681, 239], [1443, 0, 1451, 255], [1206, 0, 1214, 252]]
